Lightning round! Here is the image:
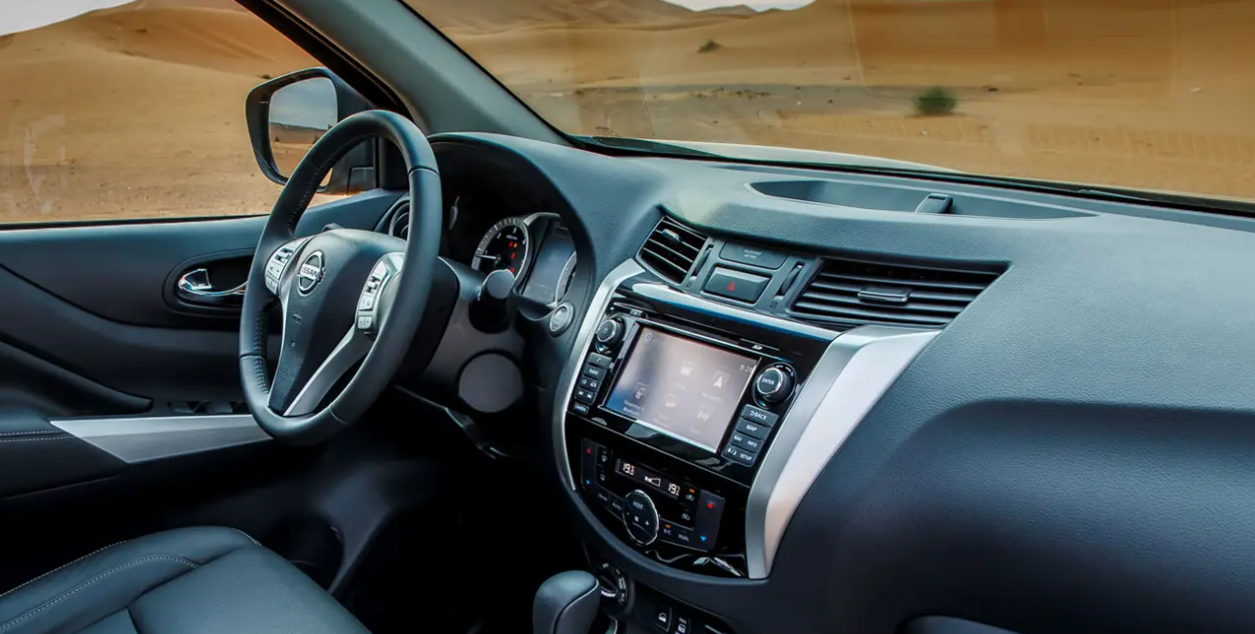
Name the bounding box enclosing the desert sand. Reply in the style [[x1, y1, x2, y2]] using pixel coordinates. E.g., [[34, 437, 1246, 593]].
[[4, 0, 1255, 225]]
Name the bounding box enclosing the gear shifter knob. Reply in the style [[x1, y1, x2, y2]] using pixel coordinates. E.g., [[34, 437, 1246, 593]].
[[534, 571, 600, 634]]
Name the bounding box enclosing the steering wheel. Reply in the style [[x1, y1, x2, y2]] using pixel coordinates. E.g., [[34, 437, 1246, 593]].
[[239, 110, 441, 444]]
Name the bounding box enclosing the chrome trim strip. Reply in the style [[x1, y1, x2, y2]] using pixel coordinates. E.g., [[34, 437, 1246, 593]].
[[745, 326, 938, 578], [556, 260, 644, 490], [628, 283, 838, 342], [51, 415, 269, 464]]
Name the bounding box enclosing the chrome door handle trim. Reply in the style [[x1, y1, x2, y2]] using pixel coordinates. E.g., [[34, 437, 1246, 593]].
[[177, 268, 246, 298]]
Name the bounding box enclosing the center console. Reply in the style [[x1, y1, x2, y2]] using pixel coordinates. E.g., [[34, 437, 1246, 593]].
[[562, 270, 833, 578]]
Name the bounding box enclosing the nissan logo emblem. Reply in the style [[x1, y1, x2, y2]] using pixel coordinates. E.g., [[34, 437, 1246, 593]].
[[296, 251, 325, 295]]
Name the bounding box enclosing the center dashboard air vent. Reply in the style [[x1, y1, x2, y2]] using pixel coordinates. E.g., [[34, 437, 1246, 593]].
[[638, 218, 707, 284], [790, 258, 999, 328]]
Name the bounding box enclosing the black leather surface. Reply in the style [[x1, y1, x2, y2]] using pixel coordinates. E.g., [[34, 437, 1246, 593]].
[[532, 571, 599, 634], [0, 408, 124, 500], [0, 526, 369, 634]]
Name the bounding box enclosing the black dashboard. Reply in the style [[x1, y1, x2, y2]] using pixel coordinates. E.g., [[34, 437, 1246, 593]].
[[418, 132, 1255, 634]]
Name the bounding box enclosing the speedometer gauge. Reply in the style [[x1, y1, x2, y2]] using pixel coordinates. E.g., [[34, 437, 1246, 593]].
[[472, 217, 531, 278]]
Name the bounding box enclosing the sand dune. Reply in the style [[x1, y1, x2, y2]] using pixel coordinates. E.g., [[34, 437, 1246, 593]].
[[4, 0, 1255, 224], [0, 1, 318, 223]]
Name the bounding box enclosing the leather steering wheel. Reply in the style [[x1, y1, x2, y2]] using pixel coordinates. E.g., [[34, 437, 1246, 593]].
[[239, 110, 441, 444]]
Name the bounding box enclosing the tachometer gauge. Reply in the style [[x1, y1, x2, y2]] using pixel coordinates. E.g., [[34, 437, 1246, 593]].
[[472, 217, 531, 278]]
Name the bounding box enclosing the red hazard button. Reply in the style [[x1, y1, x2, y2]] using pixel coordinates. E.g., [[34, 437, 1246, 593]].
[[704, 267, 769, 303]]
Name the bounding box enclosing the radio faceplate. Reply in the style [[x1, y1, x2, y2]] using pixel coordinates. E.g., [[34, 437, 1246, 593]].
[[563, 276, 834, 574]]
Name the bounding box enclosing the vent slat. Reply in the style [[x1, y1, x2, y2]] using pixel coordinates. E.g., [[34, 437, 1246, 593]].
[[638, 218, 707, 284], [796, 290, 965, 315], [792, 301, 953, 326], [791, 258, 998, 328], [815, 272, 990, 292], [805, 280, 978, 304]]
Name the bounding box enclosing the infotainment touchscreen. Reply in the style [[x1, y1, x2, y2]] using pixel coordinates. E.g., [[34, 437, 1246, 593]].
[[604, 328, 757, 452]]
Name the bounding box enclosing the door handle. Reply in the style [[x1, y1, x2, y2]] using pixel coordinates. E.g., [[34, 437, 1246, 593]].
[[176, 268, 246, 306]]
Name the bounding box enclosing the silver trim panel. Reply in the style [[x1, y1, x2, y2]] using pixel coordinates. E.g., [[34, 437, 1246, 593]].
[[745, 326, 938, 578], [51, 415, 269, 464], [556, 259, 644, 490]]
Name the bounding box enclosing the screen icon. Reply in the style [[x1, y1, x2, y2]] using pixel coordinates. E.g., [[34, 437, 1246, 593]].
[[664, 393, 679, 409], [696, 406, 712, 422], [680, 361, 696, 377], [632, 383, 649, 401], [712, 371, 729, 389], [645, 475, 662, 487]]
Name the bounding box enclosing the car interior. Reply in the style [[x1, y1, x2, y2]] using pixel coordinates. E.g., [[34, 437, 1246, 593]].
[[4, 0, 1255, 634]]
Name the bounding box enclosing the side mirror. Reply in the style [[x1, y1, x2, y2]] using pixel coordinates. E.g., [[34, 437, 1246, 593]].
[[246, 68, 374, 195]]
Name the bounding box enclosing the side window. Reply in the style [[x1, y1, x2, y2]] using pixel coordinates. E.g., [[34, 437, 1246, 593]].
[[0, 2, 319, 225]]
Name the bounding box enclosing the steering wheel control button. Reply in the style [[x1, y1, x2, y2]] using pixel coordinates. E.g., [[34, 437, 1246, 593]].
[[594, 318, 624, 347], [357, 315, 373, 331], [739, 404, 779, 427], [703, 267, 769, 303], [720, 243, 788, 270], [624, 490, 660, 545], [548, 303, 575, 336], [587, 352, 612, 368], [358, 293, 375, 310], [722, 444, 758, 467], [754, 365, 793, 403]]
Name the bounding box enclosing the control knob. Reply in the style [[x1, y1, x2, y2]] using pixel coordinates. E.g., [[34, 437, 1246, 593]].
[[755, 364, 794, 404], [623, 490, 659, 545], [594, 318, 624, 348]]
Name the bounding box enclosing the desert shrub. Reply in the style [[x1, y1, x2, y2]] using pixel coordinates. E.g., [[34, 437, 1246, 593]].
[[697, 39, 721, 53], [913, 86, 958, 116]]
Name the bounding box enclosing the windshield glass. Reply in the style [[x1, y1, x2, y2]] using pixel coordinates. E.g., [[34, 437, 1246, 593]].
[[404, 0, 1255, 202]]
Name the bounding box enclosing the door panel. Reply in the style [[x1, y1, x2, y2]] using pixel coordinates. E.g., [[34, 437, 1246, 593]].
[[0, 189, 402, 504], [0, 190, 401, 402], [0, 190, 401, 329]]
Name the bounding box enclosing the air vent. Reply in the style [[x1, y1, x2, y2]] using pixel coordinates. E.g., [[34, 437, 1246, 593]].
[[791, 259, 999, 328], [638, 218, 707, 284]]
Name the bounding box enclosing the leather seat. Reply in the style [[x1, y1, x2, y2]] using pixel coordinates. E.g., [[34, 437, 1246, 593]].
[[0, 527, 370, 634]]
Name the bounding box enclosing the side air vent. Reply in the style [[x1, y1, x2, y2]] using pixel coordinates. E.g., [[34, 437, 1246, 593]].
[[638, 218, 707, 284], [791, 259, 999, 328]]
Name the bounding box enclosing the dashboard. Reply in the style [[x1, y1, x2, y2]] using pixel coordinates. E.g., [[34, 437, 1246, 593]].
[[403, 132, 1255, 634], [381, 196, 577, 306]]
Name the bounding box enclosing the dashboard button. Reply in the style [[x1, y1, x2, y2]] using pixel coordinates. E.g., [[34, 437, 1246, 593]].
[[625, 490, 660, 545], [578, 376, 601, 391], [722, 444, 758, 467], [595, 318, 624, 347], [740, 404, 779, 427], [588, 352, 612, 368], [694, 490, 725, 550], [730, 432, 763, 452], [548, 303, 574, 336], [575, 388, 596, 404], [720, 243, 788, 270], [583, 365, 606, 380], [755, 365, 794, 404], [703, 267, 770, 304], [653, 604, 672, 632], [674, 615, 692, 634], [608, 493, 626, 518], [735, 418, 769, 439], [570, 402, 591, 417]]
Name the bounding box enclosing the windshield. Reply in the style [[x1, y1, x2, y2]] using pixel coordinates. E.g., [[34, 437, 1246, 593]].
[[404, 0, 1255, 203]]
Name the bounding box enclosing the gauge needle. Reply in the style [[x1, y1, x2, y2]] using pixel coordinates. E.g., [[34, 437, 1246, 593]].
[[479, 254, 501, 263]]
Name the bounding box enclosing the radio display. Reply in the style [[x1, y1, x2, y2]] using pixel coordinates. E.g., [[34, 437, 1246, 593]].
[[604, 327, 757, 453]]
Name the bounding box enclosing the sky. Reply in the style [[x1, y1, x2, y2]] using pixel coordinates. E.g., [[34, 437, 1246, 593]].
[[0, 0, 132, 36]]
